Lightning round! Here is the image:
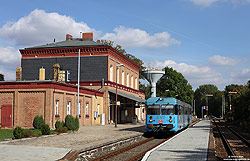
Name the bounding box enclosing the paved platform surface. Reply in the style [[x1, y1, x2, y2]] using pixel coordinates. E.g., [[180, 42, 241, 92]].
[[0, 145, 71, 161], [142, 120, 210, 161], [0, 123, 145, 161]]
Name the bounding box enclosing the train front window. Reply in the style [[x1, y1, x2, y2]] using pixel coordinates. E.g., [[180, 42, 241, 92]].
[[146, 105, 160, 115], [161, 105, 174, 115]]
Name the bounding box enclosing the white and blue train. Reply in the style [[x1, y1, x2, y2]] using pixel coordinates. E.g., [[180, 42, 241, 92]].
[[145, 97, 192, 133]]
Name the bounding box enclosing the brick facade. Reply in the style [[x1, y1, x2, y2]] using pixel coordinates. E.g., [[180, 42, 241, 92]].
[[0, 81, 103, 129]]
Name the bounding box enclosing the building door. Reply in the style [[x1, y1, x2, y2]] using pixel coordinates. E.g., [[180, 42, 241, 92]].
[[1, 105, 12, 128]]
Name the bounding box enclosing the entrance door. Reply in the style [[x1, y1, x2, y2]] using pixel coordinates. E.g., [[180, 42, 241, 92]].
[[1, 105, 12, 128]]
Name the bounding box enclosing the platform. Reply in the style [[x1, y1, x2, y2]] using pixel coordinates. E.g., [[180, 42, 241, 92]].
[[142, 120, 210, 161]]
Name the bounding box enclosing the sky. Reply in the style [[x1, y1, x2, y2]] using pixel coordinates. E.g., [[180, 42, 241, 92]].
[[0, 0, 249, 90]]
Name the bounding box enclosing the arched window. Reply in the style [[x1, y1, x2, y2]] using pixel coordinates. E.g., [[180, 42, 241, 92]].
[[110, 65, 113, 82], [122, 71, 125, 85], [127, 73, 129, 87], [131, 75, 134, 88], [135, 77, 138, 89]]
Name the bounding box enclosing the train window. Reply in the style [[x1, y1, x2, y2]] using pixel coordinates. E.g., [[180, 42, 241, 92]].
[[174, 105, 179, 115], [146, 105, 160, 115], [161, 105, 174, 115]]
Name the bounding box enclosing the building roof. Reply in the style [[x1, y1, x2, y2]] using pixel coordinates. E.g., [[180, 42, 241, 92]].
[[25, 38, 105, 49]]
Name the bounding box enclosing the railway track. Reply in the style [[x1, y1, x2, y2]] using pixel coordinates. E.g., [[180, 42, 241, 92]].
[[79, 119, 200, 161], [213, 120, 250, 160]]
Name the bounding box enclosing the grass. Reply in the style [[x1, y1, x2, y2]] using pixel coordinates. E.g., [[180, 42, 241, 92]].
[[0, 128, 57, 141], [0, 129, 14, 141]]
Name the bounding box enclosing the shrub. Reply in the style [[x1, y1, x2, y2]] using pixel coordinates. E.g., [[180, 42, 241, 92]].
[[33, 115, 45, 129], [56, 127, 68, 133], [23, 129, 32, 138], [75, 116, 79, 131], [13, 126, 24, 139], [41, 124, 50, 135], [65, 115, 75, 131], [55, 120, 64, 130]]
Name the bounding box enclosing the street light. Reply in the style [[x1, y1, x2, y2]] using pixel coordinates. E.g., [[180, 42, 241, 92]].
[[115, 64, 124, 128]]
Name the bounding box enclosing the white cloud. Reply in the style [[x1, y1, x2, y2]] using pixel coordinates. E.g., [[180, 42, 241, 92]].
[[0, 9, 100, 47], [188, 0, 250, 7], [230, 68, 250, 84], [208, 55, 241, 66], [0, 46, 20, 80], [101, 26, 181, 48], [188, 0, 219, 7], [0, 46, 20, 64], [146, 60, 225, 89]]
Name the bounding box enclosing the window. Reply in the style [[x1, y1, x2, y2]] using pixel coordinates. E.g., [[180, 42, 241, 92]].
[[97, 104, 100, 116], [161, 104, 175, 115], [67, 101, 71, 115], [85, 103, 89, 115], [131, 75, 133, 88], [146, 105, 160, 115], [117, 68, 119, 84], [110, 65, 113, 82], [135, 77, 138, 89], [122, 71, 124, 85], [127, 73, 129, 87], [55, 100, 59, 116]]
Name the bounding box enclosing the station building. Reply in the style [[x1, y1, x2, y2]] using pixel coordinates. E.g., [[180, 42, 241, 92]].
[[0, 33, 145, 128]]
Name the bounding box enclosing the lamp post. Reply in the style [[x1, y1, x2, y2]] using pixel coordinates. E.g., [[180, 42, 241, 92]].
[[77, 49, 80, 117], [115, 64, 124, 128]]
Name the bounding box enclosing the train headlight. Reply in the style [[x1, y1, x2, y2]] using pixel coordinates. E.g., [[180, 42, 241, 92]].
[[169, 116, 172, 123], [149, 116, 153, 122]]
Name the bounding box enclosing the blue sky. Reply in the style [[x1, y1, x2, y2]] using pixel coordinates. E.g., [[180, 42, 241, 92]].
[[0, 0, 249, 90]]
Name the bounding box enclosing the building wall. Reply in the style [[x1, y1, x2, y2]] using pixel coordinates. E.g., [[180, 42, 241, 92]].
[[108, 56, 139, 90], [21, 56, 108, 81], [0, 84, 103, 129]]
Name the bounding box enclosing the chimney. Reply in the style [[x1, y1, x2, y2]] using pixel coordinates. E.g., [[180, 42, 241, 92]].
[[16, 67, 22, 81], [66, 34, 72, 40], [39, 67, 45, 80], [53, 64, 60, 81], [82, 33, 93, 40], [97, 40, 100, 43]]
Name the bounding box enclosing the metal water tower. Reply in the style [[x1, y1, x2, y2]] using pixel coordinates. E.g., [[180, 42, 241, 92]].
[[143, 69, 165, 98]]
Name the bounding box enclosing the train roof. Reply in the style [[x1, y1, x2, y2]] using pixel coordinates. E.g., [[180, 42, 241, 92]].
[[146, 97, 192, 109]]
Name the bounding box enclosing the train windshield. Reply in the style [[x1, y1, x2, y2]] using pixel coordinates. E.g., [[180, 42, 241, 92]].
[[146, 105, 160, 115], [161, 104, 175, 115]]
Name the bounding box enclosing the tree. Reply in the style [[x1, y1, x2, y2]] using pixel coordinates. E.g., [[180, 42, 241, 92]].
[[194, 84, 221, 118], [156, 67, 194, 104], [0, 74, 4, 81]]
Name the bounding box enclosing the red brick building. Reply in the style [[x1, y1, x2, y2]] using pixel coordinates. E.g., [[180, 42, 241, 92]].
[[0, 32, 145, 128], [0, 81, 103, 128]]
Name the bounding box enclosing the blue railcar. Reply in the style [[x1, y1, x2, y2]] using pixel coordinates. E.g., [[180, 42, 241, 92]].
[[145, 97, 192, 133]]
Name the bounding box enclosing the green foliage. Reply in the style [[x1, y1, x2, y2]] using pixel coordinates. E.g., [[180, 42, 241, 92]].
[[33, 115, 45, 129], [227, 80, 250, 131], [23, 129, 32, 138], [55, 120, 64, 130], [41, 124, 50, 135], [194, 84, 220, 118], [75, 116, 79, 131], [0, 73, 4, 81], [156, 67, 194, 104], [56, 127, 68, 133], [65, 115, 75, 131], [139, 84, 151, 99], [13, 127, 24, 139], [0, 129, 14, 141]]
